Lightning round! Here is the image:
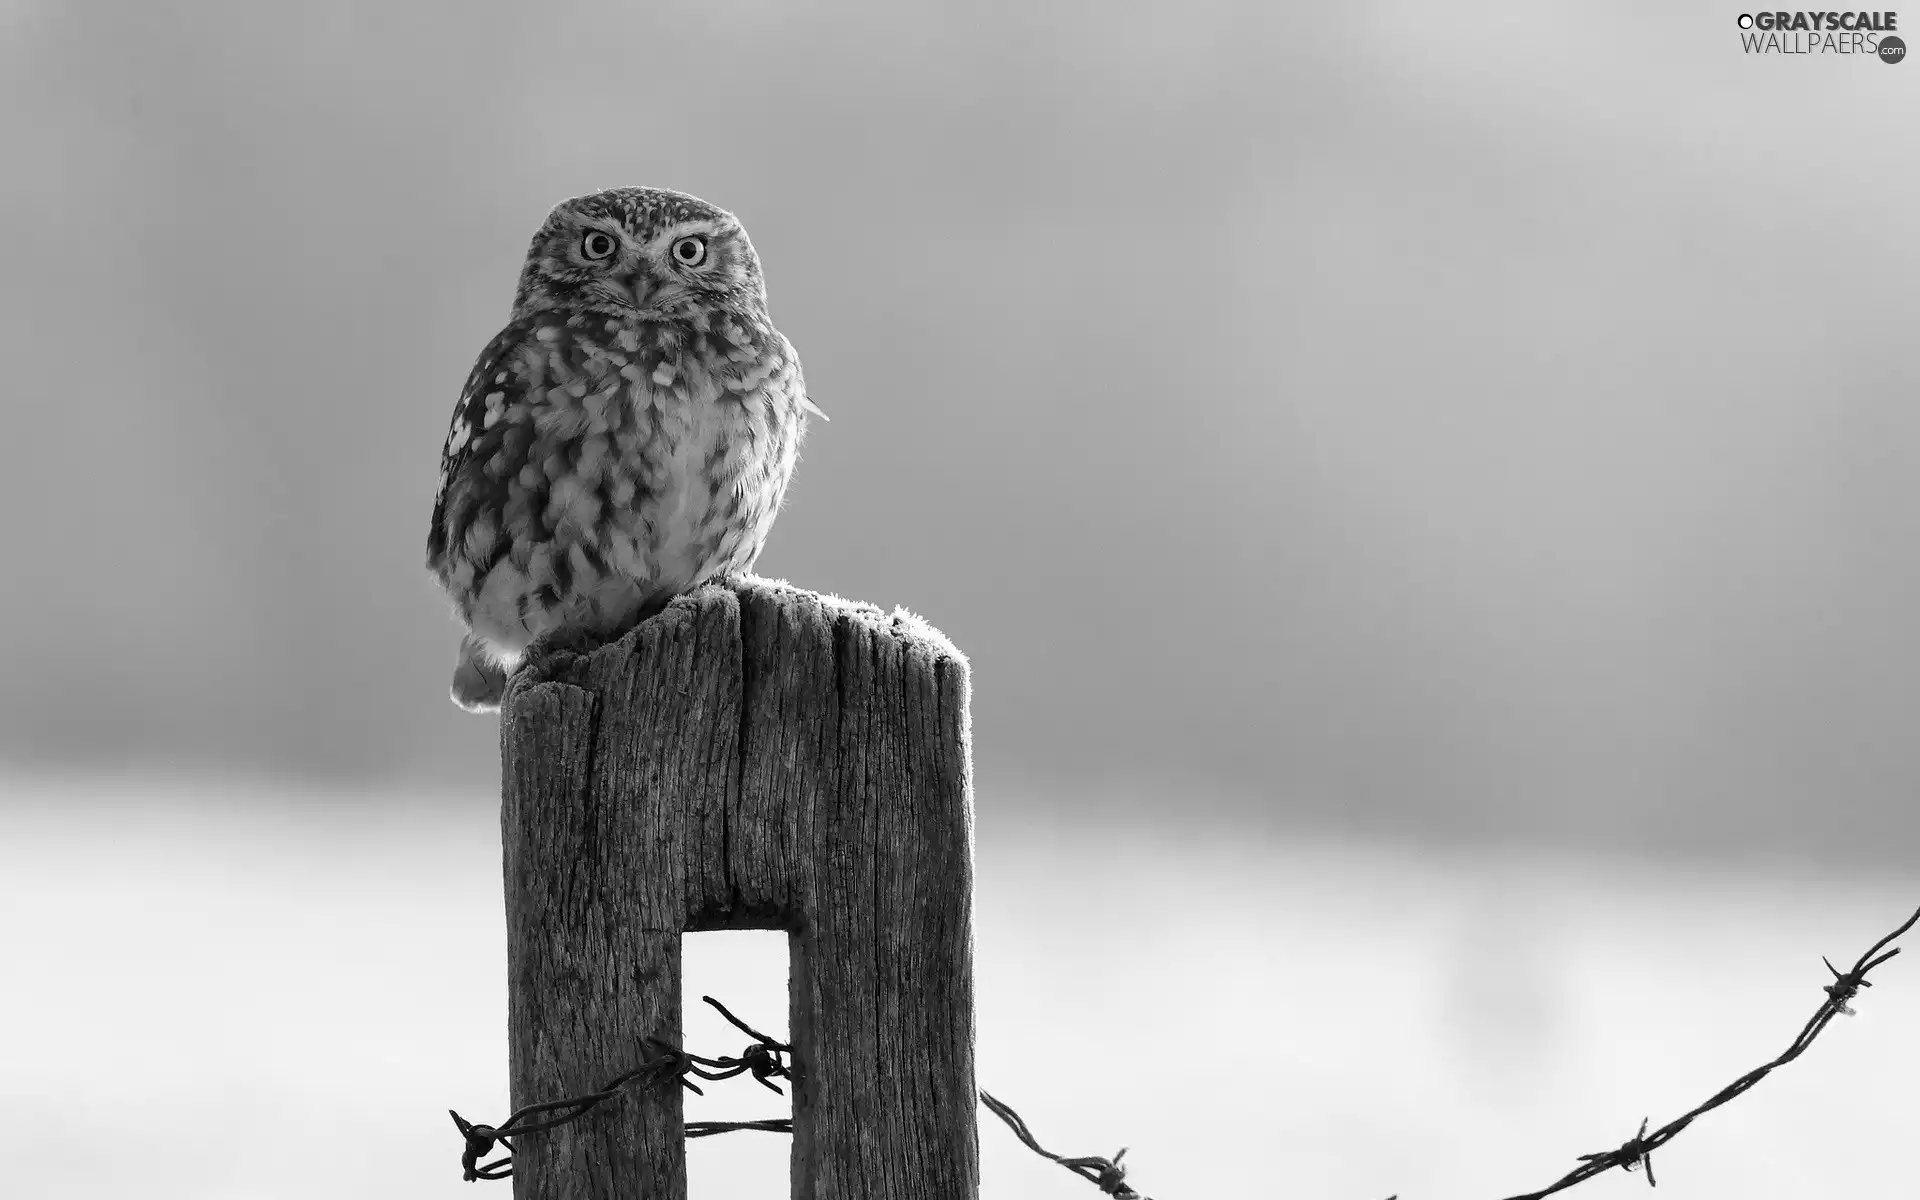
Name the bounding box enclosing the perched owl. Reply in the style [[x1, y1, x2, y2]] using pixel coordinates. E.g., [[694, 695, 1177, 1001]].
[[426, 187, 820, 712]]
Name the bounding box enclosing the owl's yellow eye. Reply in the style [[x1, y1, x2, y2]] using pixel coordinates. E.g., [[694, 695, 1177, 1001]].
[[669, 235, 708, 268], [580, 230, 618, 261]]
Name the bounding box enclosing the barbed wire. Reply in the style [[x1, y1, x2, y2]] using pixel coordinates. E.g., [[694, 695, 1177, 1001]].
[[1492, 901, 1919, 1200], [448, 995, 794, 1181], [450, 905, 1917, 1197], [981, 1090, 1151, 1199]]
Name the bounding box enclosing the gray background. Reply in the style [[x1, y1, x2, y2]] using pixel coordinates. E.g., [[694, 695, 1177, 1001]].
[[3, 4, 1918, 1198], [4, 0, 1918, 859]]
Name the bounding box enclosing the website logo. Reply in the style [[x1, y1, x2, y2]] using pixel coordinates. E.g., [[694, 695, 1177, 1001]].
[[1736, 11, 1904, 59]]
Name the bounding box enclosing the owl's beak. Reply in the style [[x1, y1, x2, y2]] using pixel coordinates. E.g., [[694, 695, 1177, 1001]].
[[622, 273, 654, 309]]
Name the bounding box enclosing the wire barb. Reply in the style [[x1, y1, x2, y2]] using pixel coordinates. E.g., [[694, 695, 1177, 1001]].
[[980, 1090, 1153, 1199], [1497, 902, 1919, 1200], [1574, 1117, 1655, 1188], [445, 904, 1916, 1196], [447, 996, 795, 1181]]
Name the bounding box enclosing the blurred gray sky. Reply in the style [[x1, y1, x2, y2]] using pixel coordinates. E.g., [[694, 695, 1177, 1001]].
[[2, 1, 1916, 859]]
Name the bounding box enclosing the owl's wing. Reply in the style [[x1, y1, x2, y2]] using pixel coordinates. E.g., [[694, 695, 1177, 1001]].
[[427, 310, 683, 588], [425, 315, 544, 575]]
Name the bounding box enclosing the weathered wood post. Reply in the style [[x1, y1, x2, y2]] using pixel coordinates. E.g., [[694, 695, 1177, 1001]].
[[498, 575, 978, 1199]]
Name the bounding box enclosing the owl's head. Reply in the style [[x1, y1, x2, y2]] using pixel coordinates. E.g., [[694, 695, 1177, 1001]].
[[510, 187, 769, 322]]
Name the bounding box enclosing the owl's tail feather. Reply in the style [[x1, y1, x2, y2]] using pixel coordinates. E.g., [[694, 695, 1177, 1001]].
[[450, 633, 509, 714]]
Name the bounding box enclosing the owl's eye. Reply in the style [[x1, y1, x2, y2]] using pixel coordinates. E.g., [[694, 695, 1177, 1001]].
[[669, 235, 708, 268], [580, 230, 618, 261]]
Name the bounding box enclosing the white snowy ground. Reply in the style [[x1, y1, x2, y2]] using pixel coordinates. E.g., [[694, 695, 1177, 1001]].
[[2, 770, 1915, 1200]]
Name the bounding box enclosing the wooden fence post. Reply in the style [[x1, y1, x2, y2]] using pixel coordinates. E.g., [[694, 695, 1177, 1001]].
[[498, 575, 978, 1200]]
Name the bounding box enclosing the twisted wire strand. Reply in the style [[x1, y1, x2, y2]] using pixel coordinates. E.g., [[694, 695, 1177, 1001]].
[[449, 905, 1919, 1197], [448, 995, 792, 1181], [1497, 902, 1919, 1200]]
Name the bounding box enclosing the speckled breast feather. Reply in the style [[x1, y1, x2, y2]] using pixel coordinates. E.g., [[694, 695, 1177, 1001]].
[[427, 306, 805, 661]]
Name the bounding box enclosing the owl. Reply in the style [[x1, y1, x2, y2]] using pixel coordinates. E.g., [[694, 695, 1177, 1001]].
[[426, 187, 821, 712]]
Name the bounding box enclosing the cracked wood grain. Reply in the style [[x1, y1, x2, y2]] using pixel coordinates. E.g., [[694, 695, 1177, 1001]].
[[499, 575, 977, 1200]]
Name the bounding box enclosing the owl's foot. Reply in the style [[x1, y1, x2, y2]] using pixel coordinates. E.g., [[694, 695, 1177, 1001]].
[[450, 634, 509, 714], [523, 624, 608, 663]]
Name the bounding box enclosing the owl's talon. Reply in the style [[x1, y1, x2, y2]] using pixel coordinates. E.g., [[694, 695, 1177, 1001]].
[[524, 625, 605, 666]]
